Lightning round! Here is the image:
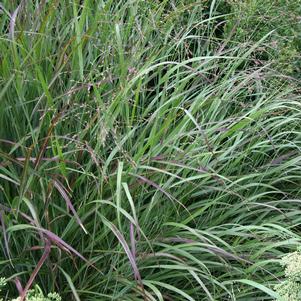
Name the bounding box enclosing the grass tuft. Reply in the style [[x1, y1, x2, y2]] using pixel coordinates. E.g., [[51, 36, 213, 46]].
[[0, 0, 300, 300]]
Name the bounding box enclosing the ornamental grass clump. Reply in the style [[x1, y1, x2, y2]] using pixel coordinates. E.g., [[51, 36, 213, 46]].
[[275, 251, 301, 301], [1, 0, 301, 300]]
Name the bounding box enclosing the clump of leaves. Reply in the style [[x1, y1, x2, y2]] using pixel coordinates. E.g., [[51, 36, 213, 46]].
[[0, 279, 61, 301], [275, 251, 301, 301]]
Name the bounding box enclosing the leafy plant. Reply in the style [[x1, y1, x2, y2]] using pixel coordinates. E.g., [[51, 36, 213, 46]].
[[274, 251, 301, 301]]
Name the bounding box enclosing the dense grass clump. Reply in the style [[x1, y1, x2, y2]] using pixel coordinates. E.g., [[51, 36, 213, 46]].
[[0, 1, 300, 300]]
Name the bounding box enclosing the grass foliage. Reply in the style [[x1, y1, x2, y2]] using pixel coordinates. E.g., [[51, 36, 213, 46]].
[[0, 0, 300, 300], [226, 0, 301, 77]]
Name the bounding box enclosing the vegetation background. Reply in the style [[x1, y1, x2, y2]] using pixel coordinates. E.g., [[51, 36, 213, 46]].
[[0, 0, 300, 300]]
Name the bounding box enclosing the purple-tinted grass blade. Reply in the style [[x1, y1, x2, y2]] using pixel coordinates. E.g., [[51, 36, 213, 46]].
[[14, 277, 23, 296], [163, 236, 196, 244], [104, 220, 147, 300], [134, 174, 173, 201], [53, 180, 88, 234], [112, 222, 140, 281], [130, 222, 136, 258], [270, 150, 298, 166], [41, 228, 86, 263], [20, 239, 51, 301], [39, 228, 101, 273]]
